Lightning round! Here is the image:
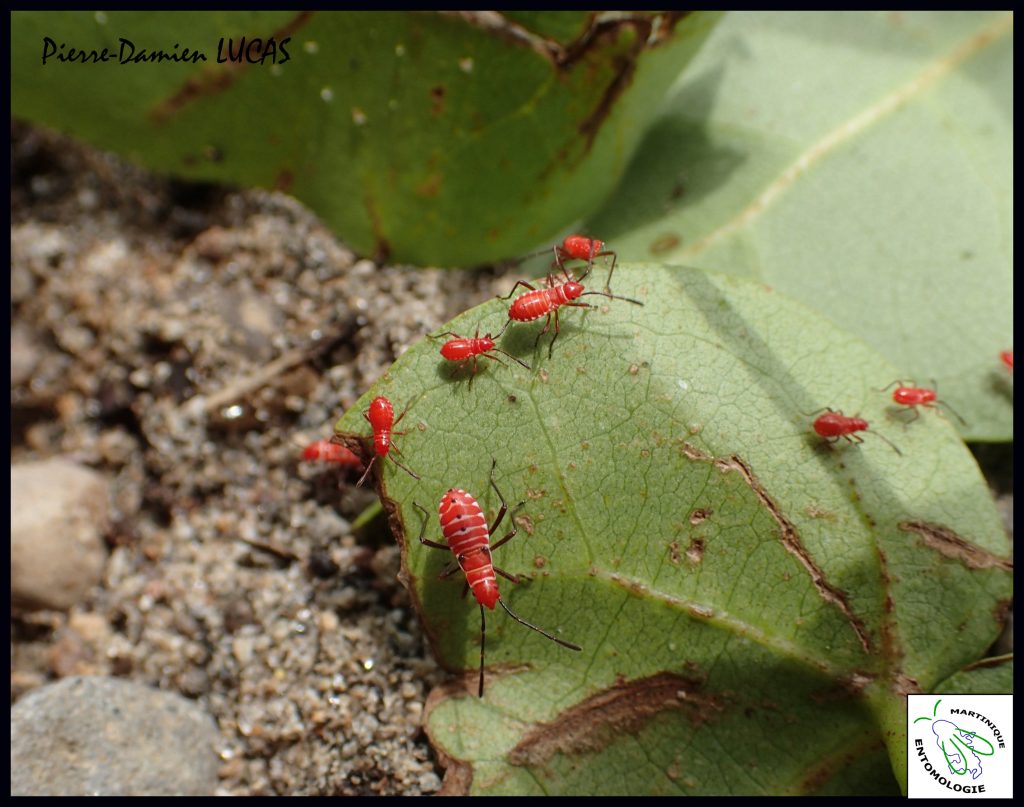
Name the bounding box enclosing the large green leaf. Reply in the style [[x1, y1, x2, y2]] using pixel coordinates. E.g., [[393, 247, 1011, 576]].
[[10, 10, 719, 266], [334, 264, 1011, 795], [588, 11, 1013, 441]]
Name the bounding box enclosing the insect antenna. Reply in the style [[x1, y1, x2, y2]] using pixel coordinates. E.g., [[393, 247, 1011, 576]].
[[496, 598, 582, 651], [387, 452, 421, 480], [579, 290, 644, 307], [866, 428, 903, 457], [935, 399, 968, 426], [478, 604, 486, 698], [491, 348, 531, 369]]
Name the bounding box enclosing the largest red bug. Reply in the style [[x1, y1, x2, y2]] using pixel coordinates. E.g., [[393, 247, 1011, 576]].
[[413, 460, 581, 697], [501, 260, 643, 359], [353, 395, 420, 486]]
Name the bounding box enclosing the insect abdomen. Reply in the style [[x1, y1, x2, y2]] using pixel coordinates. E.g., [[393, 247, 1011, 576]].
[[510, 289, 557, 322]]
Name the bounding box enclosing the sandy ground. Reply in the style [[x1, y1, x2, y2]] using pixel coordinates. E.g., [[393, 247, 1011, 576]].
[[10, 120, 521, 795], [10, 120, 1012, 795]]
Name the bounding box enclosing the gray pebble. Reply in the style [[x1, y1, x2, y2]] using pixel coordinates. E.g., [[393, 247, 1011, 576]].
[[11, 459, 109, 611], [10, 676, 221, 796]]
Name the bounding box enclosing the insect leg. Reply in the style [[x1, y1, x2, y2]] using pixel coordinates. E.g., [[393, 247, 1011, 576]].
[[413, 503, 449, 550], [547, 308, 562, 359], [493, 565, 520, 584], [438, 560, 460, 580], [355, 455, 377, 487], [491, 502, 526, 552], [487, 459, 508, 534], [875, 380, 905, 392], [602, 250, 618, 295], [499, 280, 538, 301]]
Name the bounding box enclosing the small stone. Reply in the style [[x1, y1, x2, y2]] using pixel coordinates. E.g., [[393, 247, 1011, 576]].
[[10, 676, 220, 795], [232, 636, 255, 665], [11, 324, 43, 387], [11, 460, 109, 611]]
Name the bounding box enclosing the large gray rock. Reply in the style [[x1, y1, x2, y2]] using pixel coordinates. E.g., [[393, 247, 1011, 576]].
[[11, 676, 221, 796], [11, 459, 109, 611]]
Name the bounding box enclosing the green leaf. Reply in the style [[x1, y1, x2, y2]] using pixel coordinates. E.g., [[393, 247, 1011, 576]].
[[589, 11, 1013, 441], [934, 655, 1013, 694], [11, 10, 719, 266], [334, 264, 1011, 795]]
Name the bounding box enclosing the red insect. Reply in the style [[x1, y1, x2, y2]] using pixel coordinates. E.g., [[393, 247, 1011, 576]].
[[301, 438, 364, 468], [432, 325, 530, 388], [811, 407, 902, 456], [518, 234, 619, 290], [1000, 350, 1013, 371], [357, 395, 420, 486], [554, 235, 619, 292], [502, 262, 643, 358], [413, 461, 581, 697], [877, 380, 967, 425]]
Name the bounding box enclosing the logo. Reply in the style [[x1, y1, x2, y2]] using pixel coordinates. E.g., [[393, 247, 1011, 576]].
[[908, 694, 1012, 798]]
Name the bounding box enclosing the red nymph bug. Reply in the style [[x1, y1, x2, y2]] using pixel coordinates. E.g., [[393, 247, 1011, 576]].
[[1000, 350, 1013, 372], [355, 395, 420, 486], [876, 380, 967, 426], [501, 262, 643, 359], [516, 234, 619, 291], [412, 460, 581, 697], [810, 407, 902, 456], [301, 438, 364, 468], [555, 235, 618, 293], [431, 325, 531, 389]]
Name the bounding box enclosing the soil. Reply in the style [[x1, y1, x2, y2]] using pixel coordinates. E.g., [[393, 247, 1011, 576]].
[[9, 120, 1013, 795], [10, 120, 518, 796]]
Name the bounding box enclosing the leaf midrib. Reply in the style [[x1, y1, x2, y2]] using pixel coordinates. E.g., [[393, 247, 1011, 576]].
[[676, 12, 1014, 268]]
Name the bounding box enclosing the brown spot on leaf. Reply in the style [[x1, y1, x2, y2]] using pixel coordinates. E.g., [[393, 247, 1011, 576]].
[[689, 508, 711, 526], [415, 172, 443, 198], [507, 671, 723, 767], [898, 521, 1012, 571], [429, 84, 446, 115], [274, 168, 293, 192], [679, 445, 872, 653], [533, 555, 546, 569], [363, 190, 391, 263], [798, 737, 887, 794], [686, 537, 705, 566], [150, 12, 315, 124], [649, 234, 681, 255], [992, 597, 1011, 628], [516, 514, 535, 536], [667, 540, 681, 566]]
